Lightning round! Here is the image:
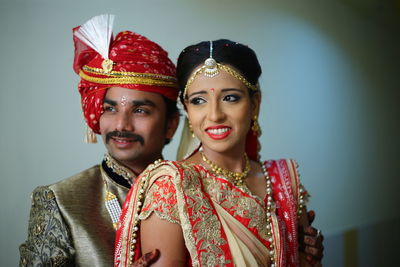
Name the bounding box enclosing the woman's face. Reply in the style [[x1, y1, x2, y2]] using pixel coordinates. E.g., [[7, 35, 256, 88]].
[[185, 68, 260, 155]]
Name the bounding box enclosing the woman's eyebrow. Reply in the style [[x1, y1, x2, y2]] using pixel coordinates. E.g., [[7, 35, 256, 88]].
[[188, 90, 207, 98], [221, 88, 244, 93]]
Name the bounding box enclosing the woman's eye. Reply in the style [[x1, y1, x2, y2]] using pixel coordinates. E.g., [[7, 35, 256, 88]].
[[189, 97, 206, 105], [223, 94, 240, 102]]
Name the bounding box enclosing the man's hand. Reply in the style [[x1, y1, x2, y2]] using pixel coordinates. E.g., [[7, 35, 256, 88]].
[[132, 249, 160, 267], [299, 210, 324, 266]]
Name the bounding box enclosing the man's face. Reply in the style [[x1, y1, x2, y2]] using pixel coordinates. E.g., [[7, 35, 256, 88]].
[[99, 87, 177, 171]]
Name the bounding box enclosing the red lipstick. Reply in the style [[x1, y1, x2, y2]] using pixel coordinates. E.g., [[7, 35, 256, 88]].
[[205, 125, 232, 140]]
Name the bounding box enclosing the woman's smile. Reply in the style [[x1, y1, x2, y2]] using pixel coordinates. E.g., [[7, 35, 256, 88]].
[[205, 125, 232, 140]]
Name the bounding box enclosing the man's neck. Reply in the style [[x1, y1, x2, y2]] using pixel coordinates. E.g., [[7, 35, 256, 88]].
[[117, 155, 163, 177]]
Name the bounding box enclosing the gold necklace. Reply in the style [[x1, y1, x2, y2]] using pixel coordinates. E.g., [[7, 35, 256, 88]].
[[200, 151, 251, 186]]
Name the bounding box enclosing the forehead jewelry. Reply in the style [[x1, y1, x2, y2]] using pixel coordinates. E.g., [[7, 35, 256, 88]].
[[204, 41, 219, 78], [183, 42, 259, 98], [210, 88, 215, 92]]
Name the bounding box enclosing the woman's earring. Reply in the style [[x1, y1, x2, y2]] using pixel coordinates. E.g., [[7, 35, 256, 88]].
[[251, 115, 260, 136], [189, 121, 195, 138]]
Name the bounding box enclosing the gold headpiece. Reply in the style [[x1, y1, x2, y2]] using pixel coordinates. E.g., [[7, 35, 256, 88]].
[[79, 65, 178, 88], [183, 41, 259, 98], [203, 41, 219, 77]]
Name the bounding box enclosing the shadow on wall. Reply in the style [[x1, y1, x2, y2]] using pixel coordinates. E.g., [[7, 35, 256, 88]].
[[323, 216, 400, 267]]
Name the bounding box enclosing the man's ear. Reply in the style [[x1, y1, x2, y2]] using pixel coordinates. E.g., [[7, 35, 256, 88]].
[[165, 111, 180, 141]]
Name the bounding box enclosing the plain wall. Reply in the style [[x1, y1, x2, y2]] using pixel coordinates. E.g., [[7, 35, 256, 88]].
[[1, 0, 399, 265]]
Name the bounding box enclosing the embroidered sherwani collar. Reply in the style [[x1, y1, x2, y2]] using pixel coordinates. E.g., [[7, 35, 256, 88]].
[[103, 153, 136, 187]]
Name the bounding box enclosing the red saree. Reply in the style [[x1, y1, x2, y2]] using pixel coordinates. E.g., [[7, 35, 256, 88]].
[[115, 159, 307, 267]]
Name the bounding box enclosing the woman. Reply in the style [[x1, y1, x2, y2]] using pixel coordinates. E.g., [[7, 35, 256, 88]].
[[115, 40, 323, 266]]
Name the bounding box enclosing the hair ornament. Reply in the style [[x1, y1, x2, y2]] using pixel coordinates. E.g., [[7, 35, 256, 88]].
[[204, 41, 219, 77], [182, 40, 260, 98]]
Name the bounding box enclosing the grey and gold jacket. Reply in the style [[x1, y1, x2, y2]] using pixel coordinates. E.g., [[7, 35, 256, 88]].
[[20, 156, 133, 266]]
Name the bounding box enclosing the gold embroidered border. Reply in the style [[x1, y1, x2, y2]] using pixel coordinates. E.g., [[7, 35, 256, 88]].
[[79, 70, 178, 88], [126, 162, 200, 265], [83, 65, 177, 81], [285, 159, 310, 213], [139, 210, 180, 225], [138, 174, 180, 225], [119, 160, 167, 266], [179, 164, 231, 266], [171, 162, 200, 266], [201, 168, 270, 242], [116, 174, 141, 266], [286, 159, 299, 201], [104, 153, 135, 186]]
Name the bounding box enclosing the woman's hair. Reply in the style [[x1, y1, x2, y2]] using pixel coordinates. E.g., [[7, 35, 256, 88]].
[[177, 39, 262, 103]]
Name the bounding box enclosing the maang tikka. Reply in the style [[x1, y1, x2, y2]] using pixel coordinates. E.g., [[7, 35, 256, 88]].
[[204, 41, 219, 77], [183, 40, 260, 99]]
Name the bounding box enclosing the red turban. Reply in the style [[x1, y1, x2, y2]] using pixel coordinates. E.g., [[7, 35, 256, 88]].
[[73, 28, 178, 134]]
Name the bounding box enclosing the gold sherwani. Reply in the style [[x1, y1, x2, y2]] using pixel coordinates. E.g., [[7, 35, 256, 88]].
[[20, 156, 133, 266]]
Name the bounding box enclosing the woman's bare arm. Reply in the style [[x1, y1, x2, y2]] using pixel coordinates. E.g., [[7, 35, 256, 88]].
[[140, 213, 187, 267]]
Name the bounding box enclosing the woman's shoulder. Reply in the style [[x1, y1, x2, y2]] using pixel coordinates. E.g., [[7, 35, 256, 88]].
[[139, 159, 202, 182], [261, 158, 309, 205], [260, 158, 300, 179], [261, 158, 300, 179], [261, 158, 298, 168]]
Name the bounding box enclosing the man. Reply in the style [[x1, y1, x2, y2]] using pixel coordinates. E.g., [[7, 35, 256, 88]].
[[19, 15, 179, 266]]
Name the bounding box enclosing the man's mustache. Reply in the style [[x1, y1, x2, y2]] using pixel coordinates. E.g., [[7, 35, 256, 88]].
[[105, 131, 144, 145]]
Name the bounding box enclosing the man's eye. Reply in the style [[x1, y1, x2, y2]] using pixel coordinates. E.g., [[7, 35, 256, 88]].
[[103, 106, 116, 112], [134, 108, 149, 114], [189, 97, 206, 105], [223, 94, 240, 102]]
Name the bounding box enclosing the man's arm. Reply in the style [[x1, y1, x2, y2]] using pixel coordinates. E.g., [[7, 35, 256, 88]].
[[298, 210, 324, 267], [19, 186, 75, 266]]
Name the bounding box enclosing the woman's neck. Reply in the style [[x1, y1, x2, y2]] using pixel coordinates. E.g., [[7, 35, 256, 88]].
[[200, 145, 247, 173]]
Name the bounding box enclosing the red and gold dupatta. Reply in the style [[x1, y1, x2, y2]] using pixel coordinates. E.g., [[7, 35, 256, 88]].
[[115, 159, 302, 267]]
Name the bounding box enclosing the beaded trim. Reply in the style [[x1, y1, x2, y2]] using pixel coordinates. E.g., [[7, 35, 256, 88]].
[[103, 184, 122, 229], [127, 159, 163, 264], [261, 163, 277, 267], [100, 166, 124, 230], [104, 153, 134, 186], [294, 160, 310, 217], [82, 65, 177, 82], [79, 67, 178, 88]]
